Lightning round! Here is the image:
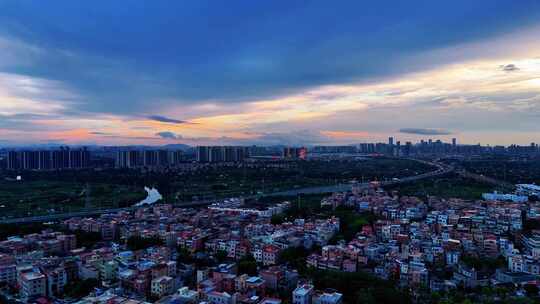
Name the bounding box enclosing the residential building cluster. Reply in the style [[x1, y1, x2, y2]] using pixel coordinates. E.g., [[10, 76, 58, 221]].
[[6, 147, 90, 170], [308, 187, 540, 292], [196, 146, 250, 163], [0, 200, 341, 303], [208, 198, 291, 217], [6, 179, 540, 302], [115, 149, 185, 168]]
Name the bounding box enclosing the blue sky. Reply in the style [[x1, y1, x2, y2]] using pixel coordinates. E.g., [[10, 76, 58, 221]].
[[1, 1, 540, 145]]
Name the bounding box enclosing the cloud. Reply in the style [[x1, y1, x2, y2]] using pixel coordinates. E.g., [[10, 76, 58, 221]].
[[155, 131, 182, 139], [399, 128, 453, 135], [150, 130, 333, 146], [501, 64, 520, 72], [1, 3, 540, 146], [147, 115, 189, 124], [89, 131, 112, 135], [0, 1, 539, 115], [248, 130, 332, 145]]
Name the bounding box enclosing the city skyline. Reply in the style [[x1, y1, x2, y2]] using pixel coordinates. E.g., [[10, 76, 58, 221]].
[[1, 1, 540, 146], [0, 135, 537, 150]]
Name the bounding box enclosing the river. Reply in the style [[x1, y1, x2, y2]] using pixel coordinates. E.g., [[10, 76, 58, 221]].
[[135, 187, 163, 206]]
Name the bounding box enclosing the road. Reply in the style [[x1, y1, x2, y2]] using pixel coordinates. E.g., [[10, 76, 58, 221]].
[[456, 169, 514, 190], [0, 159, 453, 224]]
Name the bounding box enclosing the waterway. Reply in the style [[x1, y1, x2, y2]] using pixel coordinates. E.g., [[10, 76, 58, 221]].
[[135, 187, 163, 206]]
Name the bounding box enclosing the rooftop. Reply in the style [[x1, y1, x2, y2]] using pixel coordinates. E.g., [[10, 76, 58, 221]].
[[22, 271, 45, 281], [294, 284, 314, 296]]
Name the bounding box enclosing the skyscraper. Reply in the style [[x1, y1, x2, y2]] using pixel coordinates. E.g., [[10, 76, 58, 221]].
[[143, 150, 158, 167], [6, 147, 90, 170], [196, 146, 210, 163], [157, 150, 169, 166], [196, 146, 248, 163], [7, 151, 19, 170], [21, 151, 38, 170], [38, 150, 51, 170]]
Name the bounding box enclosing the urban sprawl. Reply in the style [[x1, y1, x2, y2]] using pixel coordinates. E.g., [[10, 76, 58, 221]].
[[1, 138, 540, 303]]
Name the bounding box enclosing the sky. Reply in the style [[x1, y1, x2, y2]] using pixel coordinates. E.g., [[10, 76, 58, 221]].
[[1, 0, 540, 146]]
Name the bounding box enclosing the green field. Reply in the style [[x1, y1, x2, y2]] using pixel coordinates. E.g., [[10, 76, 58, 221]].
[[0, 158, 434, 218], [461, 159, 540, 185], [169, 158, 434, 201], [0, 180, 146, 218], [385, 173, 495, 200]]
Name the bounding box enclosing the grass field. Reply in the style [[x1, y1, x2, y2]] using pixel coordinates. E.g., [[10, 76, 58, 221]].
[[169, 157, 434, 201], [0, 180, 146, 218], [0, 157, 434, 217], [385, 173, 495, 200], [461, 159, 540, 185]]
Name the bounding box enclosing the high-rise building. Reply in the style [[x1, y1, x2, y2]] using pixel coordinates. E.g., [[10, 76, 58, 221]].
[[7, 151, 19, 170], [115, 150, 128, 168], [224, 146, 236, 162], [6, 147, 90, 171], [21, 151, 38, 170], [116, 150, 142, 168], [388, 137, 394, 146], [157, 150, 169, 166], [143, 150, 157, 167], [209, 146, 224, 163], [116, 149, 184, 168], [404, 141, 412, 156], [196, 146, 210, 163], [196, 146, 248, 163], [169, 150, 184, 165], [69, 149, 81, 168], [52, 148, 69, 169], [61, 147, 70, 168], [283, 147, 308, 160], [38, 150, 51, 170]]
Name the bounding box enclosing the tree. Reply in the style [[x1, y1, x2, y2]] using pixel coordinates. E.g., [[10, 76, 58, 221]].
[[271, 214, 285, 225], [308, 269, 411, 304], [356, 288, 376, 304], [127, 236, 163, 251], [64, 278, 99, 299], [72, 230, 103, 249], [279, 247, 309, 273], [524, 284, 539, 297], [215, 250, 228, 263], [176, 247, 194, 264], [238, 255, 258, 276]]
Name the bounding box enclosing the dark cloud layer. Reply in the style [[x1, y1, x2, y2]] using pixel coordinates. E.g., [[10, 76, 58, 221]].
[[147, 115, 189, 124], [399, 128, 453, 135], [89, 131, 112, 135], [501, 64, 520, 72], [155, 131, 182, 139], [0, 1, 539, 114]]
